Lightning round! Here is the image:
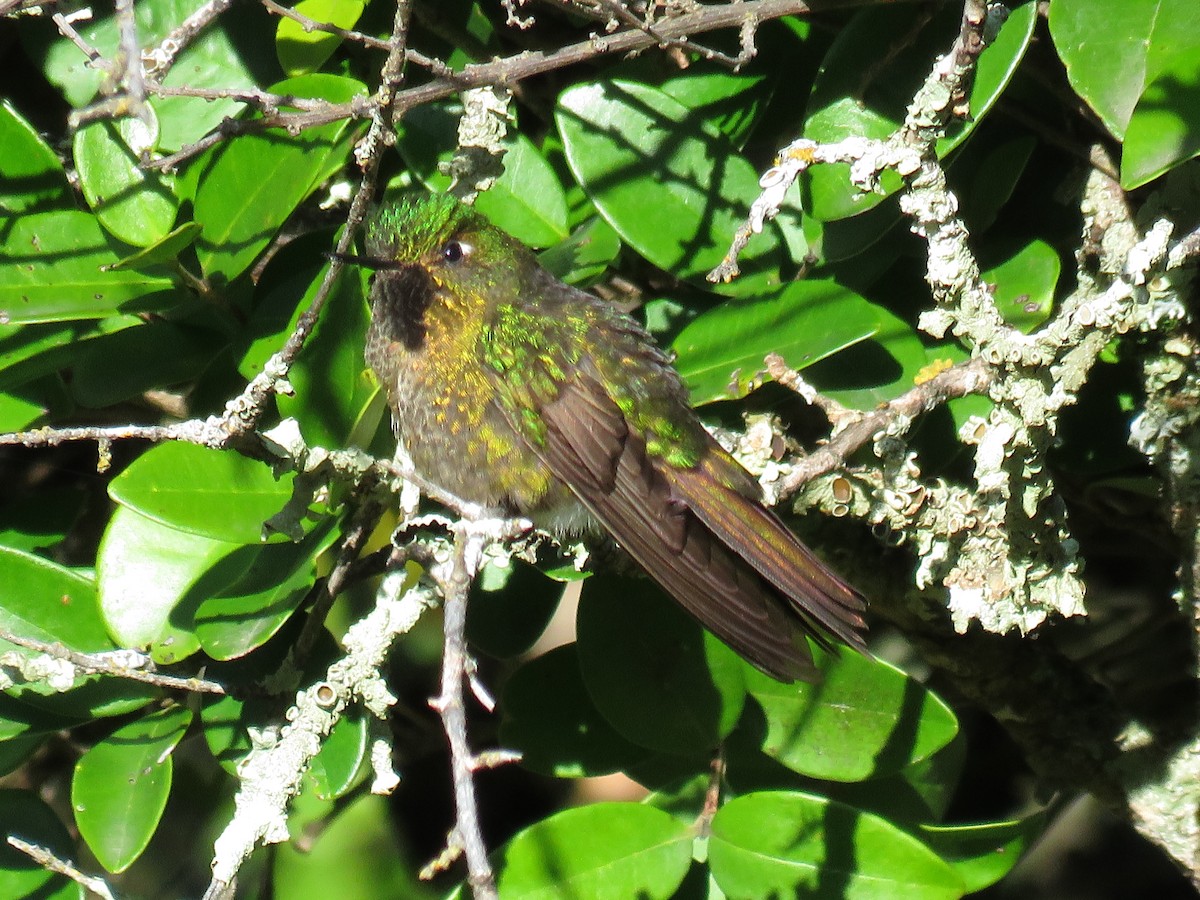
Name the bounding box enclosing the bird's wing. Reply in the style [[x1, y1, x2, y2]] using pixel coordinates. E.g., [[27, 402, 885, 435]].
[[536, 376, 823, 681], [665, 452, 868, 653]]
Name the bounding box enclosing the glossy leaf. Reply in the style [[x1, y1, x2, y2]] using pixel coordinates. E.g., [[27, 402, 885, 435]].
[[277, 0, 365, 76], [273, 794, 432, 899], [500, 645, 649, 778], [192, 520, 338, 660], [486, 803, 693, 899], [0, 547, 154, 720], [308, 712, 369, 800], [1123, 52, 1200, 188], [73, 112, 178, 247], [805, 2, 1036, 221], [920, 814, 1046, 893], [397, 103, 570, 247], [744, 649, 958, 781], [72, 705, 191, 872], [658, 69, 769, 147], [819, 736, 968, 827], [255, 242, 378, 449], [672, 281, 880, 405], [193, 74, 366, 282], [71, 319, 229, 408], [34, 0, 259, 151], [108, 442, 294, 544], [953, 136, 1037, 237], [0, 100, 69, 214], [538, 214, 622, 284], [105, 222, 202, 272], [0, 318, 138, 387], [0, 485, 85, 554], [96, 505, 239, 663], [983, 240, 1059, 333], [557, 79, 791, 296], [0, 391, 42, 431], [1049, 0, 1199, 153], [803, 301, 929, 409], [466, 557, 565, 659], [0, 789, 79, 899], [476, 133, 571, 247], [0, 210, 175, 324], [576, 575, 745, 755], [709, 791, 965, 899]]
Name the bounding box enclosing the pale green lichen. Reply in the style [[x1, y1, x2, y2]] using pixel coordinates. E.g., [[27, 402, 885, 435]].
[[445, 86, 514, 203]]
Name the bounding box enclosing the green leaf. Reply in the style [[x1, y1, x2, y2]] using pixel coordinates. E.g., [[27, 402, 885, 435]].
[[33, 0, 261, 151], [805, 2, 1036, 221], [108, 442, 293, 544], [920, 813, 1046, 893], [538, 215, 622, 285], [249, 240, 378, 448], [500, 645, 649, 778], [308, 712, 368, 800], [0, 100, 70, 214], [396, 103, 570, 247], [983, 240, 1059, 333], [557, 79, 791, 296], [72, 705, 191, 872], [486, 803, 693, 899], [672, 281, 880, 405], [0, 390, 43, 431], [1123, 49, 1200, 188], [0, 547, 154, 720], [0, 318, 138, 388], [193, 519, 338, 660], [70, 319, 229, 408], [475, 134, 571, 247], [273, 795, 432, 899], [73, 112, 178, 247], [803, 302, 929, 409], [96, 505, 239, 663], [0, 486, 85, 554], [277, 0, 365, 77], [104, 222, 202, 272], [953, 136, 1037, 237], [709, 791, 965, 899], [819, 736, 967, 826], [0, 210, 176, 324], [658, 70, 770, 147], [576, 575, 745, 755], [0, 789, 79, 899], [193, 74, 366, 282], [744, 649, 958, 781], [1049, 0, 1198, 144], [0, 734, 44, 777], [466, 557, 565, 659]]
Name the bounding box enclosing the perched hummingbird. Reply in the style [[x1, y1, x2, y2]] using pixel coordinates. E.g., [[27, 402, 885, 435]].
[[360, 194, 867, 682]]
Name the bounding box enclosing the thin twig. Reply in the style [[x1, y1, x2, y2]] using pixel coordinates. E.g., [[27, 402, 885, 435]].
[[428, 523, 498, 899], [5, 838, 116, 900], [142, 0, 235, 78], [0, 629, 226, 695], [145, 0, 866, 172], [260, 0, 392, 50], [293, 498, 385, 663], [771, 354, 994, 494]]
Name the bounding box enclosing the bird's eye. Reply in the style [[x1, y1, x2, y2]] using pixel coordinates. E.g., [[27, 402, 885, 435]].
[[441, 241, 471, 263]]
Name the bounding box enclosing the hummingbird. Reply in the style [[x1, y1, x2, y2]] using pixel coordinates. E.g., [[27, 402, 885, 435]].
[[359, 193, 866, 682]]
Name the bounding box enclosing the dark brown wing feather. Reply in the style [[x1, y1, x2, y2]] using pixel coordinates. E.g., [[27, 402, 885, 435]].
[[530, 377, 864, 682], [666, 458, 867, 653]]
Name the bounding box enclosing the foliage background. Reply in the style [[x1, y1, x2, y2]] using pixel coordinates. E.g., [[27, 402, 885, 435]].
[[0, 0, 1198, 897]]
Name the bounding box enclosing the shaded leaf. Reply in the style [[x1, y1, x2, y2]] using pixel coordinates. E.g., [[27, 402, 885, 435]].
[[709, 791, 965, 899], [72, 705, 191, 872]]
